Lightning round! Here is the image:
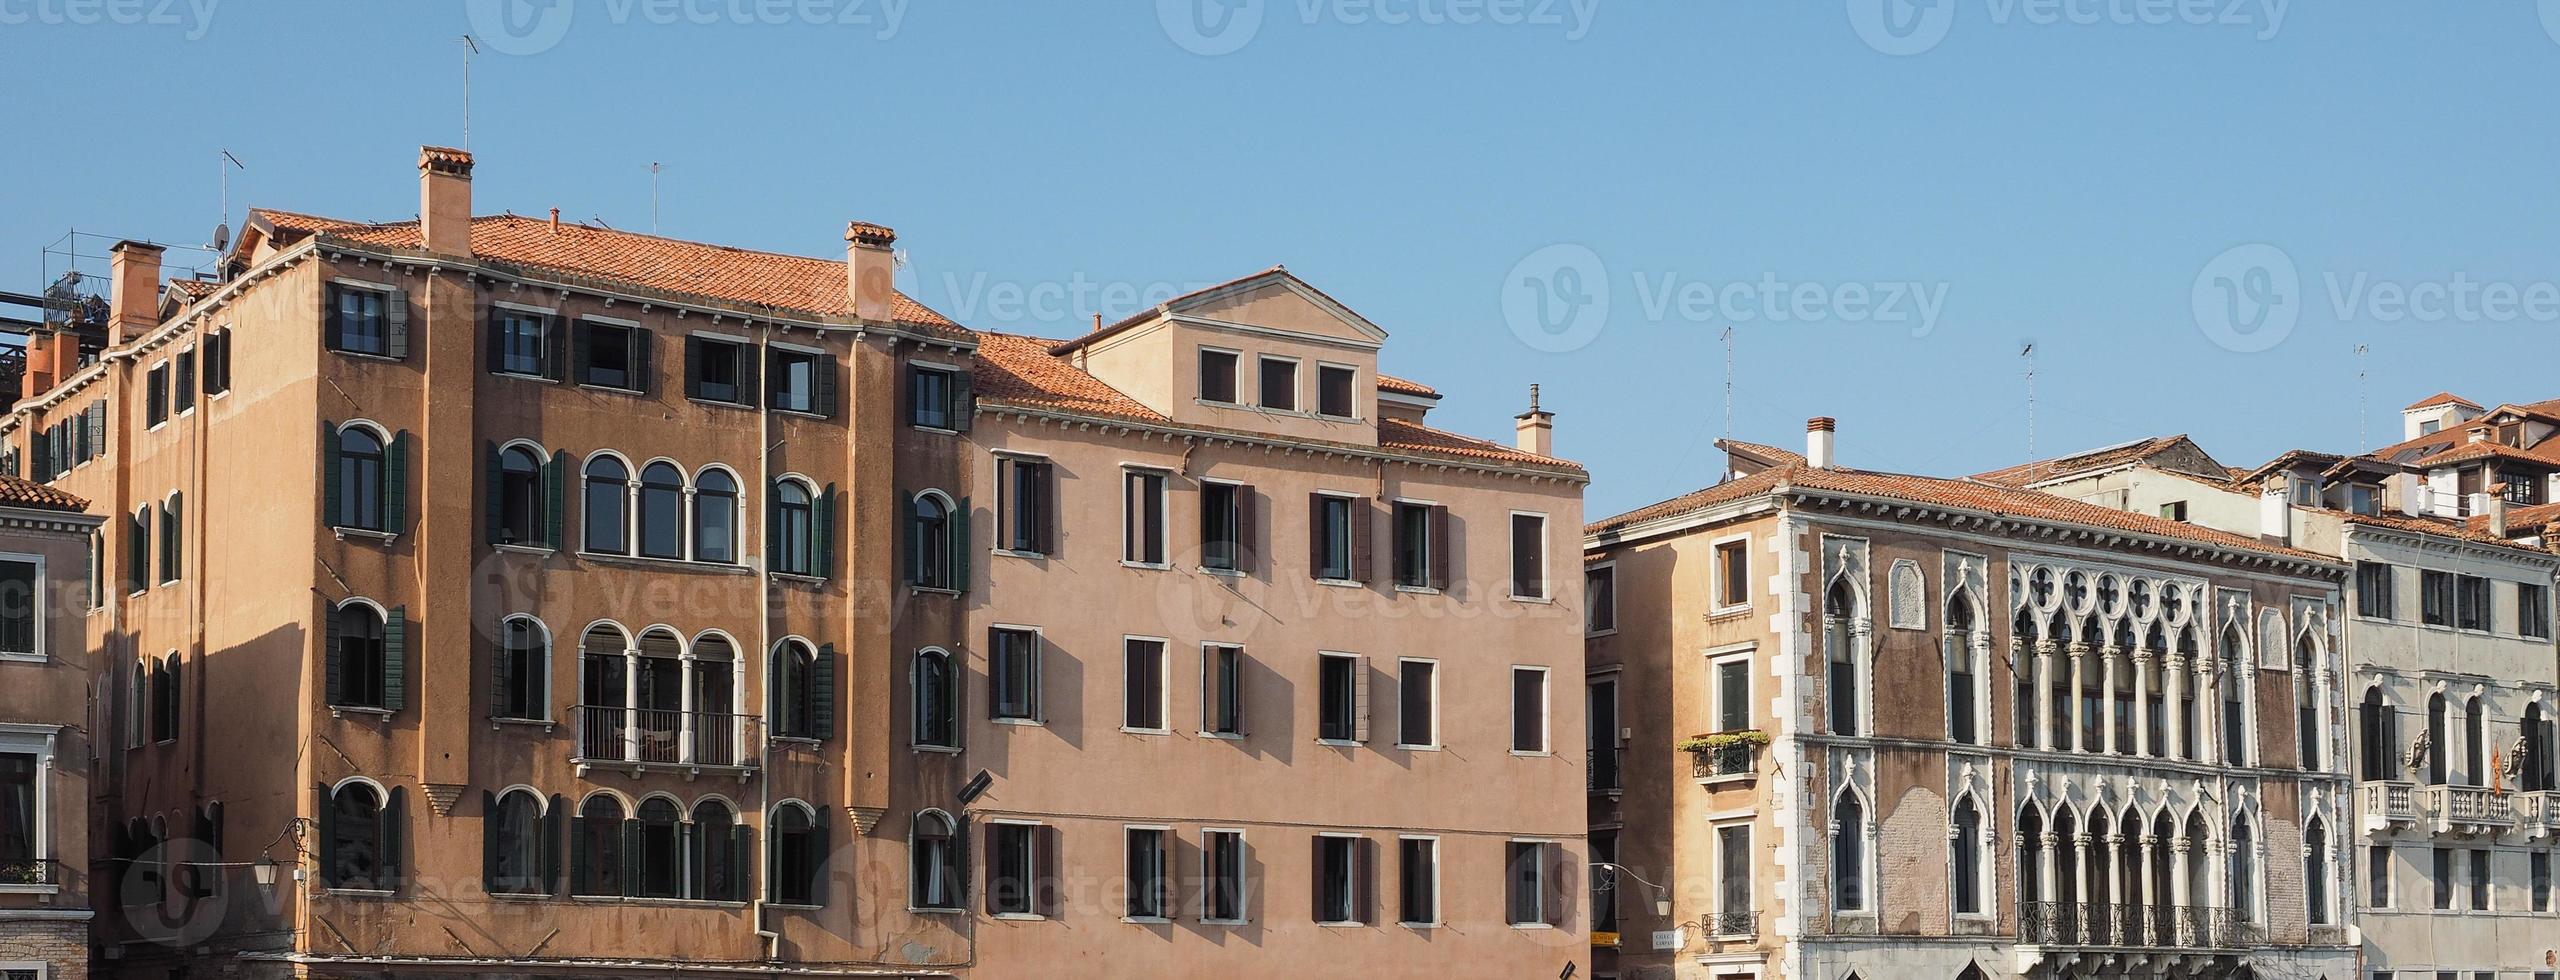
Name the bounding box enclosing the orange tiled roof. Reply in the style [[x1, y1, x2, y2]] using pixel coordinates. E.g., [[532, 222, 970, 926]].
[[2470, 501, 2560, 540], [2334, 508, 2546, 550], [0, 475, 87, 513], [2405, 391, 2481, 412], [971, 331, 1578, 473], [1592, 461, 2334, 564], [1377, 374, 1437, 397], [249, 209, 965, 338], [2411, 440, 2554, 469], [164, 277, 221, 303], [1972, 435, 2196, 488]]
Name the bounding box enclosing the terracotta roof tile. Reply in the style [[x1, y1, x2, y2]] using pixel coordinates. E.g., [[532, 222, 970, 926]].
[[1377, 374, 1437, 397], [2405, 391, 2481, 411], [1374, 417, 1578, 470], [250, 209, 965, 337], [1972, 435, 2193, 488], [0, 475, 87, 513], [1587, 468, 1788, 536], [164, 278, 221, 303]]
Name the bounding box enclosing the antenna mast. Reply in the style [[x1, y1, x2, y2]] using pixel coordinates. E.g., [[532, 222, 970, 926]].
[[1721, 327, 1735, 444], [650, 162, 663, 234], [460, 35, 479, 150], [2357, 343, 2371, 450], [2021, 343, 2038, 456]]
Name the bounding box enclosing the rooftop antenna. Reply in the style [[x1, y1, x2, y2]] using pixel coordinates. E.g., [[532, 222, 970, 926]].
[[2356, 343, 2371, 450], [649, 162, 663, 234], [459, 35, 479, 150], [210, 149, 244, 251], [2020, 342, 2038, 456]]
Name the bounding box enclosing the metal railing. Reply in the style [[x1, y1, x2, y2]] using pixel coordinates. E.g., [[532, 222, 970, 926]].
[[0, 858, 55, 885], [1705, 910, 1758, 940], [1588, 746, 1623, 794], [572, 704, 760, 769], [2021, 902, 2264, 950], [1689, 739, 1763, 781]]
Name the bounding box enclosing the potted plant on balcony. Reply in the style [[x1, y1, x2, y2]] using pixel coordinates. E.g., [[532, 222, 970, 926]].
[[1678, 730, 1769, 779]]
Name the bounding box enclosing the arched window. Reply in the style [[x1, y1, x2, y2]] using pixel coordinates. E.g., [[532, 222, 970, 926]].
[[323, 781, 400, 891], [770, 640, 833, 741], [2304, 818, 2332, 925], [582, 455, 630, 554], [692, 467, 738, 563], [329, 601, 395, 710], [2464, 695, 2486, 787], [2229, 816, 2258, 923], [907, 491, 962, 590], [637, 462, 686, 560], [770, 803, 825, 906], [149, 653, 179, 743], [912, 809, 962, 910], [1945, 596, 1980, 745], [2013, 612, 2037, 747], [157, 493, 182, 584], [690, 799, 745, 902], [633, 629, 684, 762], [2358, 686, 2393, 782], [572, 795, 625, 897], [1951, 795, 1984, 915], [773, 479, 815, 576], [2219, 624, 2248, 765], [494, 616, 547, 721], [484, 789, 547, 895], [2294, 636, 2321, 771], [631, 797, 682, 899], [1832, 792, 1867, 913], [495, 444, 544, 547], [580, 624, 630, 762], [692, 635, 739, 766], [2426, 693, 2449, 785], [329, 424, 393, 532], [914, 649, 957, 749], [1826, 578, 1860, 736], [2016, 806, 2045, 909]]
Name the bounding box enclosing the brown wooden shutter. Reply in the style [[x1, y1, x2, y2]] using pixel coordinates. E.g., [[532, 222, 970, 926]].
[[1307, 493, 1324, 578], [1310, 837, 1326, 922], [1234, 485, 1257, 570], [1351, 497, 1374, 583], [1034, 825, 1061, 917], [1427, 505, 1452, 591], [1037, 462, 1058, 555], [1352, 837, 1375, 925]]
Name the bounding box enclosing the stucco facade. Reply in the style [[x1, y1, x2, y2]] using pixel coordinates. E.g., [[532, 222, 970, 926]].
[[0, 488, 105, 980]]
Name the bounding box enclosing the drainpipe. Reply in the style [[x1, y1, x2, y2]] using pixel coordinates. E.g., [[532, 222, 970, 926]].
[[754, 328, 780, 960]]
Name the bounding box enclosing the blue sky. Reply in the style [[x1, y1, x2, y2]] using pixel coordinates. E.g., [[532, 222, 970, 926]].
[[6, 0, 2559, 519]]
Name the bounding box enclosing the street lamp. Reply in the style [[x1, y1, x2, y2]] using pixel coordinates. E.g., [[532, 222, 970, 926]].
[[252, 856, 278, 889], [1590, 862, 1673, 917]]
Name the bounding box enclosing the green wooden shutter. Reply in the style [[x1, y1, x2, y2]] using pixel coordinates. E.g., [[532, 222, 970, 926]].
[[682, 336, 704, 399], [488, 623, 511, 720], [812, 644, 838, 740], [730, 825, 755, 903], [320, 420, 341, 529], [544, 450, 567, 548], [764, 815, 781, 903], [484, 441, 504, 546], [817, 484, 837, 579], [323, 604, 343, 706], [484, 304, 507, 372], [482, 790, 502, 894], [383, 606, 408, 712], [544, 794, 567, 895], [621, 819, 643, 897], [814, 353, 839, 417], [808, 812, 831, 907], [314, 783, 337, 885], [568, 810, 591, 895], [383, 289, 410, 360], [735, 344, 761, 407], [765, 481, 782, 569], [632, 327, 655, 394], [386, 431, 409, 531], [900, 493, 920, 584], [383, 786, 407, 890], [951, 369, 974, 432], [322, 286, 342, 351], [544, 314, 569, 382], [953, 496, 972, 593]]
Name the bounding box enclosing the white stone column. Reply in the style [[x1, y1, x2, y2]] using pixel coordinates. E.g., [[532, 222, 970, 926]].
[[2036, 641, 2059, 750], [677, 651, 698, 763], [2101, 647, 2121, 755], [2170, 836, 2194, 945], [2069, 643, 2091, 753], [2133, 650, 2156, 758], [2165, 654, 2190, 761], [622, 645, 641, 760]]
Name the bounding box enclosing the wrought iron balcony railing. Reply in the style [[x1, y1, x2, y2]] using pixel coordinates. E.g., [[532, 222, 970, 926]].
[[0, 858, 57, 886], [571, 704, 761, 772], [1588, 746, 1623, 794], [1688, 736, 1763, 782], [1705, 910, 1758, 940], [2021, 902, 2265, 950]]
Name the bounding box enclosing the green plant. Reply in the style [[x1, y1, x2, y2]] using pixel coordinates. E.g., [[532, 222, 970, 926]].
[[1677, 730, 1769, 753]]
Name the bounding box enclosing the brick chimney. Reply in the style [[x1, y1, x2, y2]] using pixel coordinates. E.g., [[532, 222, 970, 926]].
[[108, 240, 165, 347], [1514, 384, 1554, 457], [23, 332, 55, 395], [1806, 417, 1836, 469], [419, 146, 474, 257], [845, 221, 897, 324], [2488, 484, 2510, 538]]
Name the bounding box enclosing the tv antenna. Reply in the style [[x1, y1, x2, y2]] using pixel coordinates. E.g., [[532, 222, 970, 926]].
[[2020, 342, 2038, 456], [459, 35, 480, 150], [2356, 343, 2371, 450], [210, 149, 244, 252], [1721, 326, 1735, 444], [650, 162, 663, 234]]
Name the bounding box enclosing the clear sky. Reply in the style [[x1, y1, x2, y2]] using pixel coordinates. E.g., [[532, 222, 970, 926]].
[[6, 1, 2558, 519]]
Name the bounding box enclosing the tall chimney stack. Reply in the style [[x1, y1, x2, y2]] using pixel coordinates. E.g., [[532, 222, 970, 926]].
[[845, 221, 897, 324], [2489, 484, 2511, 538], [1806, 417, 1837, 469], [1514, 384, 1554, 457], [23, 331, 55, 396], [108, 240, 165, 348], [2259, 479, 2293, 545], [419, 146, 474, 257]]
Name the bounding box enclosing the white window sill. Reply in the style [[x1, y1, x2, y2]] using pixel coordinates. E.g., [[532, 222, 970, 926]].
[[575, 381, 645, 396], [1314, 577, 1364, 589], [329, 705, 394, 720], [1709, 604, 1752, 618], [992, 717, 1044, 727], [580, 551, 754, 574], [0, 652, 46, 665], [909, 905, 966, 915], [1199, 731, 1245, 741], [1122, 915, 1174, 925], [764, 902, 825, 912], [684, 396, 755, 411], [1315, 738, 1361, 748], [1511, 750, 1554, 758], [0, 883, 61, 895], [772, 406, 828, 420], [330, 526, 398, 542], [1121, 560, 1172, 571], [1200, 917, 1249, 927], [771, 736, 823, 747], [910, 585, 964, 597], [912, 744, 962, 755], [992, 912, 1046, 922], [992, 549, 1049, 561], [1316, 920, 1367, 929], [1510, 595, 1554, 605], [322, 887, 396, 898], [1121, 726, 1171, 736], [909, 424, 961, 436], [1393, 584, 1442, 595], [1400, 920, 1440, 930], [1587, 628, 1618, 639], [492, 369, 557, 384], [329, 349, 402, 363], [1199, 565, 1247, 578], [1396, 742, 1442, 752], [492, 543, 556, 556], [487, 716, 556, 732], [1510, 922, 1555, 931], [772, 571, 828, 585]]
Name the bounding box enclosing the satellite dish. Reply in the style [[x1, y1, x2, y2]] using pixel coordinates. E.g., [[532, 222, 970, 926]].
[[210, 222, 231, 254]]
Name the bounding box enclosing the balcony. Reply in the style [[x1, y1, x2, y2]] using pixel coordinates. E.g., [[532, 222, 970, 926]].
[[1705, 910, 1758, 941], [571, 704, 761, 779], [0, 858, 56, 887], [2521, 791, 2560, 838], [2019, 902, 2264, 951], [1588, 746, 1623, 795], [2361, 781, 2419, 833], [2421, 785, 2515, 835], [1685, 731, 1766, 784]]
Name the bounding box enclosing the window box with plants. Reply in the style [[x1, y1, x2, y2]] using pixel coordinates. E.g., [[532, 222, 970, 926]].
[[1680, 730, 1767, 781]]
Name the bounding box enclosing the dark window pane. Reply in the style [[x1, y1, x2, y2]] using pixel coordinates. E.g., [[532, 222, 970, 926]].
[[1198, 350, 1238, 403], [1257, 358, 1297, 411], [1318, 365, 1356, 418]]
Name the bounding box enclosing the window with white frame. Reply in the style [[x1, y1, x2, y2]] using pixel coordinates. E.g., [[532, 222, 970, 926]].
[[1511, 666, 1549, 754], [1313, 833, 1368, 924], [1202, 644, 1244, 737], [1398, 659, 1437, 748], [0, 730, 54, 886], [1397, 835, 1438, 925], [1202, 829, 1247, 923], [1197, 348, 1240, 404], [1318, 653, 1364, 743], [1257, 355, 1298, 411], [1709, 647, 1752, 734], [1124, 468, 1167, 565], [1510, 512, 1547, 600], [1125, 827, 1170, 920], [989, 627, 1042, 722], [1317, 363, 1358, 419], [1123, 637, 1168, 732]]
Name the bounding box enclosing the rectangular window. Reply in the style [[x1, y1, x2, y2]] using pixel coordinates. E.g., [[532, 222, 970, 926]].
[[2530, 850, 2550, 912], [990, 823, 1038, 916], [2434, 847, 2454, 910], [1317, 653, 1362, 743], [2422, 570, 2456, 627], [1397, 837, 1437, 925], [1313, 835, 1364, 924], [493, 307, 549, 376], [1125, 828, 1168, 920], [1716, 824, 1753, 925], [0, 749, 37, 870], [2521, 583, 2551, 639], [1202, 830, 1246, 922], [2357, 562, 2396, 620], [157, 499, 180, 585], [577, 320, 643, 390], [1397, 659, 1437, 748], [1123, 638, 1167, 732], [2470, 849, 2491, 910], [1391, 501, 1441, 589], [1715, 537, 1751, 609], [2368, 844, 2392, 908], [1312, 494, 1357, 581], [1202, 644, 1244, 736], [2457, 575, 2492, 632], [1587, 565, 1616, 633], [1201, 481, 1249, 572], [1505, 841, 1550, 926], [2350, 484, 2382, 515], [1511, 666, 1549, 754], [173, 349, 196, 414], [145, 364, 169, 427], [1317, 364, 1357, 419], [2158, 500, 2189, 522], [1257, 356, 1298, 411], [995, 456, 1052, 556], [909, 364, 965, 429], [768, 347, 826, 414], [0, 560, 37, 658], [1123, 470, 1167, 565], [989, 628, 1042, 722], [1510, 513, 1547, 599], [327, 284, 389, 356], [1714, 652, 1752, 733], [204, 328, 231, 395], [1197, 348, 1239, 403], [688, 336, 750, 405]]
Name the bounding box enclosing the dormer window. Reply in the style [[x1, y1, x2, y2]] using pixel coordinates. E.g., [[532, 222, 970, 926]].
[[1257, 356, 1298, 411], [1198, 349, 1239, 404], [1317, 364, 1357, 419], [2349, 484, 2381, 516]]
